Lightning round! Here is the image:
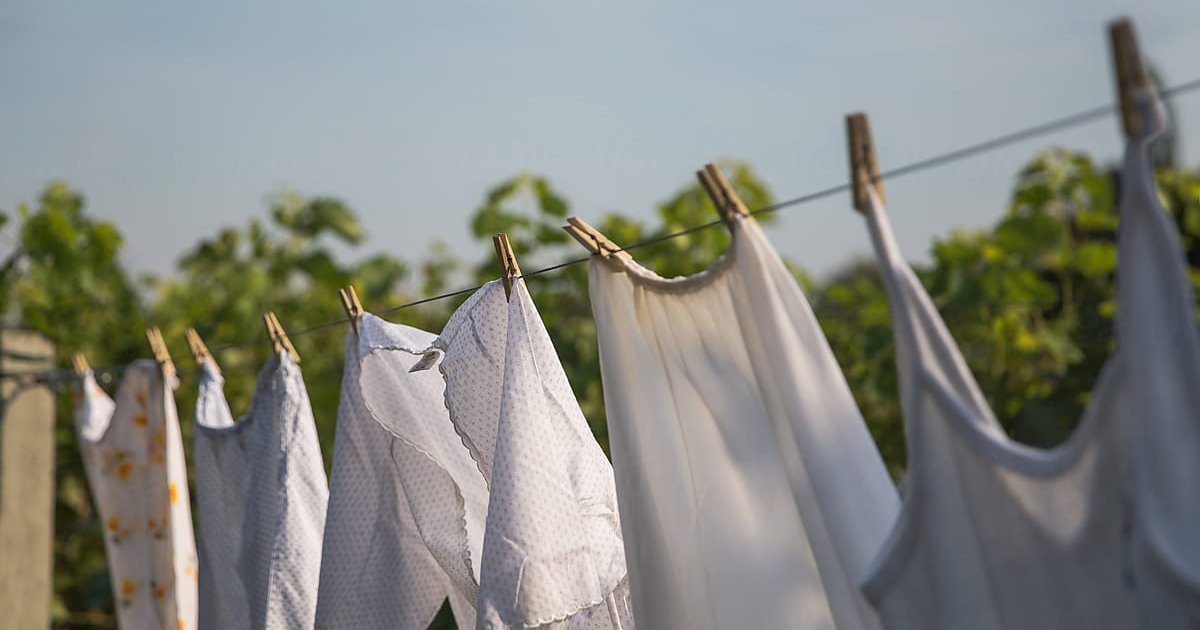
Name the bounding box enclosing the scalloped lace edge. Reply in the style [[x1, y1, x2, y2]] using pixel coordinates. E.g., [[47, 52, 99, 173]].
[[357, 345, 483, 597]]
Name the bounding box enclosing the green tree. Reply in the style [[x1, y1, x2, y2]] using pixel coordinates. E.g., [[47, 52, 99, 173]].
[[0, 182, 148, 626]]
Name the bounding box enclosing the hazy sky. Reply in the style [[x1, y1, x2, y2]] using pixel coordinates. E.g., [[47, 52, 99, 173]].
[[2, 1, 1198, 283]]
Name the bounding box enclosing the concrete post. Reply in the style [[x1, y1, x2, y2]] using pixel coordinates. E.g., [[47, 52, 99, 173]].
[[0, 330, 56, 629]]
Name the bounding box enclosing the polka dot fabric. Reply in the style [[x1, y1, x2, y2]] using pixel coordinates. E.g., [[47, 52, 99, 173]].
[[193, 353, 329, 630], [315, 321, 480, 630], [357, 312, 490, 613], [193, 361, 258, 630], [433, 281, 633, 630]]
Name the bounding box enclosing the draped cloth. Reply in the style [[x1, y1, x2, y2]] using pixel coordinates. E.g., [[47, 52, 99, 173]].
[[857, 88, 1200, 629], [588, 216, 898, 630], [192, 353, 328, 630], [75, 361, 198, 630], [315, 315, 485, 630], [421, 280, 633, 630]]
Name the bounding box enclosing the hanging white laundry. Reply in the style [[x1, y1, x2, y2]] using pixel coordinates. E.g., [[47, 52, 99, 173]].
[[192, 352, 328, 630], [417, 279, 633, 630], [1115, 91, 1200, 625], [315, 316, 487, 630], [857, 89, 1200, 629], [192, 362, 251, 630], [587, 216, 898, 630], [75, 361, 198, 630]]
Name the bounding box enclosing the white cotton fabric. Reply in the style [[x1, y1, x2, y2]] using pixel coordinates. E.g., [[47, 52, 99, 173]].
[[75, 361, 198, 630], [315, 315, 487, 630], [857, 90, 1200, 629], [192, 353, 329, 630], [420, 280, 633, 630], [1117, 92, 1200, 624], [588, 216, 899, 630]]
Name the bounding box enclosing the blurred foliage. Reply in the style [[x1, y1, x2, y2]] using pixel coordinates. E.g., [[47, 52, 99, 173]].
[[2, 150, 1198, 628]]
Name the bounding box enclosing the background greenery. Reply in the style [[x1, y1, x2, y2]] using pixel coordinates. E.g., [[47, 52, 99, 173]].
[[2, 142, 1198, 627]]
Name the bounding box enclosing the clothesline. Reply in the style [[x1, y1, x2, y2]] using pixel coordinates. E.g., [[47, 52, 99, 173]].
[[10, 75, 1200, 388]]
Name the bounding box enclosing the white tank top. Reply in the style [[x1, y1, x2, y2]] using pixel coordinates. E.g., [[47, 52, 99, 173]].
[[858, 90, 1200, 629]]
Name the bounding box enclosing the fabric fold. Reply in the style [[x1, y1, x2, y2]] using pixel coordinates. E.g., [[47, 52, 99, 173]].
[[316, 316, 486, 630], [1116, 90, 1200, 619], [588, 216, 897, 630]]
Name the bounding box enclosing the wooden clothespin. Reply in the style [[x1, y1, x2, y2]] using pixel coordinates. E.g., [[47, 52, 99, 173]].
[[846, 112, 885, 213], [145, 327, 176, 378], [492, 233, 522, 301], [338, 285, 364, 335], [1108, 18, 1151, 139], [563, 216, 632, 262], [263, 311, 301, 363], [72, 353, 91, 377], [185, 328, 220, 375], [696, 163, 751, 228]]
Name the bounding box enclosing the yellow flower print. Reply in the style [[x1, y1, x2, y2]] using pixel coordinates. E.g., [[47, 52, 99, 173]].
[[118, 578, 137, 608], [133, 414, 148, 427], [147, 517, 157, 530], [106, 516, 120, 533], [152, 432, 166, 465], [168, 482, 178, 504], [183, 557, 198, 582], [178, 617, 186, 630], [117, 462, 133, 480], [136, 391, 147, 409], [155, 583, 167, 601]]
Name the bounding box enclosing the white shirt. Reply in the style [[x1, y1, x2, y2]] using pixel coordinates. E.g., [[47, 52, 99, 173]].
[[192, 353, 328, 630], [588, 216, 898, 630], [75, 361, 198, 630]]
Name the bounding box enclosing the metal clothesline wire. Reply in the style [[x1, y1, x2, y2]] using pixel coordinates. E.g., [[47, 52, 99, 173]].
[[17, 76, 1200, 386]]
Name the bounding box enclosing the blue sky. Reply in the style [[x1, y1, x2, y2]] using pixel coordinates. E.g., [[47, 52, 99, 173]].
[[2, 2, 1198, 282]]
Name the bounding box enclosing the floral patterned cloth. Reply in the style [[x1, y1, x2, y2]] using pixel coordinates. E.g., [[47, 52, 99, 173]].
[[75, 360, 198, 630]]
